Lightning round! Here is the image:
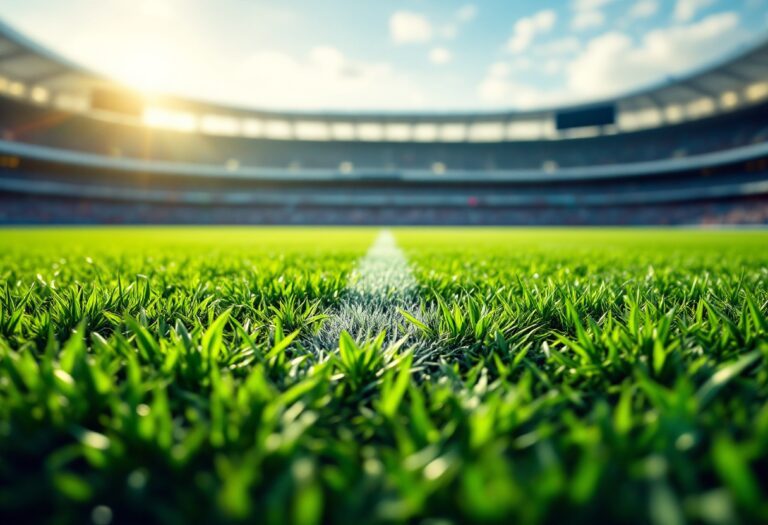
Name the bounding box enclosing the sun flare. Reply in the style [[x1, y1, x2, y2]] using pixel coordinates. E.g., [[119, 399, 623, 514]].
[[115, 43, 174, 93]]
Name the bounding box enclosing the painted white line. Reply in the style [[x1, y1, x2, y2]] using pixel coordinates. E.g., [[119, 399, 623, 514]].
[[311, 230, 419, 349], [347, 230, 417, 301]]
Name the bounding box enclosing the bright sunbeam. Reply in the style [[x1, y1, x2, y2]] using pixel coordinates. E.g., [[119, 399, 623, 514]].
[[113, 43, 174, 93]]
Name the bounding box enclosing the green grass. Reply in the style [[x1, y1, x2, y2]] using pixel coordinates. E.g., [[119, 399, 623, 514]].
[[1, 227, 767, 525]]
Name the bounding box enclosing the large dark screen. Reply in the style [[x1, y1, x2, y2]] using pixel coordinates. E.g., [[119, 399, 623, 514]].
[[556, 105, 616, 130]]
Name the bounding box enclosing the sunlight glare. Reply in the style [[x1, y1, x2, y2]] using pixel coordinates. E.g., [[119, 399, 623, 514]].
[[115, 41, 175, 93]]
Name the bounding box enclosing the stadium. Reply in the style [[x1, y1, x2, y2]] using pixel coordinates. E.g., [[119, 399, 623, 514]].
[[1, 4, 768, 525], [2, 18, 768, 225]]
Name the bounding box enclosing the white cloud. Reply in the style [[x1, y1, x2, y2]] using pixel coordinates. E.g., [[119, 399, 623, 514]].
[[674, 0, 715, 22], [629, 0, 659, 19], [477, 35, 581, 106], [479, 11, 745, 110], [543, 59, 564, 75], [477, 57, 568, 108], [456, 4, 478, 22], [488, 61, 512, 77], [441, 5, 478, 40], [572, 11, 606, 30], [572, 0, 615, 11], [537, 37, 582, 56], [238, 46, 425, 110], [441, 25, 458, 39], [567, 12, 743, 98], [390, 11, 433, 44], [429, 47, 453, 65], [308, 46, 346, 71], [570, 0, 611, 33], [507, 10, 557, 53], [478, 73, 567, 108]]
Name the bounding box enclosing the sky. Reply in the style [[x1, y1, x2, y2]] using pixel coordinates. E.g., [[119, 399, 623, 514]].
[[0, 0, 766, 112]]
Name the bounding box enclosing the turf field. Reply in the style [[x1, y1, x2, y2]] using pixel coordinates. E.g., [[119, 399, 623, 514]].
[[1, 228, 767, 525]]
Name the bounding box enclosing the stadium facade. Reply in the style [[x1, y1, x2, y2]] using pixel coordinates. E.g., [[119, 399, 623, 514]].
[[1, 19, 768, 225]]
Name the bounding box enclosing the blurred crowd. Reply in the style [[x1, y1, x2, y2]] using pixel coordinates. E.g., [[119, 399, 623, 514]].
[[2, 195, 767, 226]]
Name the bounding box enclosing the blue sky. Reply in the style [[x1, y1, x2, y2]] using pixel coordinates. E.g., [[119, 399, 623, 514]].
[[0, 0, 766, 111]]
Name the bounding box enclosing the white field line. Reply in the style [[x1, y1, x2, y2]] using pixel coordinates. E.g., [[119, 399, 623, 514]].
[[310, 230, 421, 350], [347, 230, 417, 302]]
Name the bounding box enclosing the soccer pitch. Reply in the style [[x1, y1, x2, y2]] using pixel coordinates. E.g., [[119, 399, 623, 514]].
[[1, 228, 767, 524]]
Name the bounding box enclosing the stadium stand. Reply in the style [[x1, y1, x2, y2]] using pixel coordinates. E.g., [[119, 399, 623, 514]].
[[3, 98, 768, 170], [1, 18, 767, 225]]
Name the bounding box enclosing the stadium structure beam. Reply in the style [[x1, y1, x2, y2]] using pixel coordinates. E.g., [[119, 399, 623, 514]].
[[21, 67, 71, 85], [733, 63, 768, 80], [628, 94, 669, 126], [744, 55, 768, 67], [639, 93, 666, 113], [708, 72, 753, 91], [0, 48, 29, 63], [717, 67, 758, 84], [678, 80, 719, 98]]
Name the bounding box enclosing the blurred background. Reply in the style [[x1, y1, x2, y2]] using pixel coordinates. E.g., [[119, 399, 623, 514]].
[[0, 0, 767, 226]]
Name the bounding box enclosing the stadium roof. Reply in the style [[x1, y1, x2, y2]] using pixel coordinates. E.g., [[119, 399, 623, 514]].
[[1, 17, 768, 141]]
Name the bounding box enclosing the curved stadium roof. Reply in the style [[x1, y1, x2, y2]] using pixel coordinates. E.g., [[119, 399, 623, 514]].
[[1, 17, 768, 142]]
